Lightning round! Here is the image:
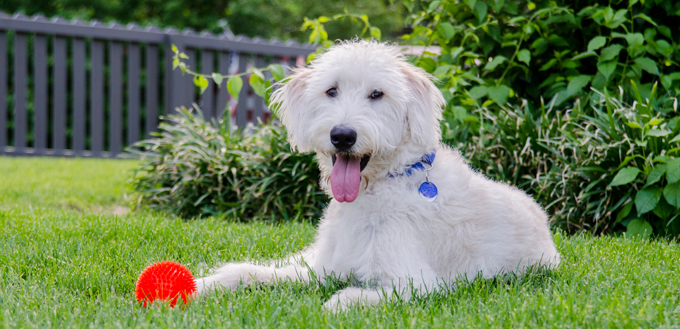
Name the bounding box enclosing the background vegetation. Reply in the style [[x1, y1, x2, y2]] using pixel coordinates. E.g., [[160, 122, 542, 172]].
[[129, 108, 327, 221], [1, 0, 405, 42], [395, 0, 680, 237]]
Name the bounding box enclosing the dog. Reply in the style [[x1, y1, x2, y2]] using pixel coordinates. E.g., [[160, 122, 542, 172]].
[[194, 40, 560, 310]]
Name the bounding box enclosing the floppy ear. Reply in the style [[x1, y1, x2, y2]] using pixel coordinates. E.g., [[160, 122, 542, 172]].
[[271, 67, 313, 152], [401, 63, 445, 147]]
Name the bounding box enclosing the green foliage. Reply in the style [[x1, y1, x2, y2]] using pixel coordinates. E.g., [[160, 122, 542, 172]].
[[448, 83, 680, 236], [2, 0, 404, 43], [172, 46, 281, 103], [128, 108, 328, 221], [402, 0, 680, 114], [392, 0, 680, 236]]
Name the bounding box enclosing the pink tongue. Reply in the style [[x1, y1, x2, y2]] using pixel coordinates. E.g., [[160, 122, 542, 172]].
[[331, 155, 362, 202]]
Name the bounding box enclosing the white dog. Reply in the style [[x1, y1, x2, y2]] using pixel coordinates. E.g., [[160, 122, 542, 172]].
[[195, 40, 560, 310]]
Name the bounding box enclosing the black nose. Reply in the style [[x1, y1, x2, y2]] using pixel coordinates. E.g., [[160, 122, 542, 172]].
[[330, 125, 357, 151]]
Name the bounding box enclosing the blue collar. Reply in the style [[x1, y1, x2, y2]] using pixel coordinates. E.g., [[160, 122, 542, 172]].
[[389, 150, 436, 177]]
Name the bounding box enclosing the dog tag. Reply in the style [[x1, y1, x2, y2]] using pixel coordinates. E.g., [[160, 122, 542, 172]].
[[419, 182, 438, 202]]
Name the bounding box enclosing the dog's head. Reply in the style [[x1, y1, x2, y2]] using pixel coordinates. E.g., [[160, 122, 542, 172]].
[[272, 40, 445, 202]]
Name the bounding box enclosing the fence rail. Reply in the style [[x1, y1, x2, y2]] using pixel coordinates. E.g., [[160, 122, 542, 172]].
[[0, 12, 315, 157]]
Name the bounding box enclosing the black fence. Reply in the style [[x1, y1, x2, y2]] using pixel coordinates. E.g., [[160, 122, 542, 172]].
[[0, 12, 316, 157]]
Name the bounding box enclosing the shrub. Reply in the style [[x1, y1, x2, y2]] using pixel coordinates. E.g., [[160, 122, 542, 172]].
[[454, 84, 680, 237], [403, 0, 680, 115], [396, 0, 680, 236], [128, 107, 328, 221]]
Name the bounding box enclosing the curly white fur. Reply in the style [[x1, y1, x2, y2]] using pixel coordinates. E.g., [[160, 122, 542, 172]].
[[195, 40, 560, 310]]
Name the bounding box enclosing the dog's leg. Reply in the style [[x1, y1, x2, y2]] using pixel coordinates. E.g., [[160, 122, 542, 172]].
[[323, 275, 442, 310], [195, 249, 317, 295], [195, 262, 310, 294]]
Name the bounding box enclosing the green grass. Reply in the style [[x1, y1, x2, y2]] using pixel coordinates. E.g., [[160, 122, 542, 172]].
[[1, 156, 680, 328]]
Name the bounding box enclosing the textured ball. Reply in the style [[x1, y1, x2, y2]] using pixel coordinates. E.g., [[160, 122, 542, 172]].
[[135, 261, 197, 307]]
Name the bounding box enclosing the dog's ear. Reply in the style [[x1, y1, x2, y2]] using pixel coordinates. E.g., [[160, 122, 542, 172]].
[[401, 64, 444, 147], [271, 67, 313, 152]]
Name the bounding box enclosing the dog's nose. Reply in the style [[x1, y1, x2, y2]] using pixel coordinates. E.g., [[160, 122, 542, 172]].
[[330, 125, 357, 151]]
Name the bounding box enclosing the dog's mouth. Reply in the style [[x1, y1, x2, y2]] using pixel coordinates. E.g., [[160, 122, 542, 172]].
[[330, 153, 371, 203], [331, 154, 371, 172]]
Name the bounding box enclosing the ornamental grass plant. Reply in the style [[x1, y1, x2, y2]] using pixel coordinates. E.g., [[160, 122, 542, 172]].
[[128, 107, 327, 221]]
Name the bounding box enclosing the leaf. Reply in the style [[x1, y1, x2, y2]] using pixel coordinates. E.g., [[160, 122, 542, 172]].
[[666, 158, 680, 183], [473, 1, 488, 21], [605, 9, 628, 29], [484, 56, 507, 71], [625, 33, 644, 47], [249, 73, 266, 98], [572, 51, 598, 61], [488, 85, 510, 105], [646, 164, 666, 186], [517, 49, 531, 65], [370, 27, 382, 40], [468, 86, 488, 99], [418, 57, 437, 73], [317, 16, 330, 23], [212, 73, 223, 86], [610, 167, 641, 186], [269, 64, 285, 81], [658, 26, 672, 39], [567, 75, 591, 95], [193, 76, 209, 94], [492, 0, 505, 12], [587, 36, 607, 52], [635, 186, 662, 216], [436, 22, 455, 41], [653, 197, 674, 219], [635, 13, 657, 26], [171, 44, 178, 53], [646, 129, 671, 137], [427, 0, 440, 12], [645, 118, 662, 127], [227, 75, 243, 101], [626, 219, 653, 238], [664, 182, 680, 207], [540, 58, 558, 71], [599, 44, 623, 61], [625, 121, 642, 129], [670, 134, 680, 143], [464, 0, 476, 10], [633, 57, 660, 76], [597, 60, 617, 81], [615, 201, 633, 224], [403, 0, 414, 12], [264, 79, 273, 107]]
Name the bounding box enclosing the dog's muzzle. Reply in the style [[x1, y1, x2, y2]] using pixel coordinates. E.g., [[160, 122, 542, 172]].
[[328, 125, 371, 203]]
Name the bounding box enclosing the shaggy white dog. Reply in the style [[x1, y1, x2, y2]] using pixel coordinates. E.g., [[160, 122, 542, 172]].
[[195, 40, 560, 310]]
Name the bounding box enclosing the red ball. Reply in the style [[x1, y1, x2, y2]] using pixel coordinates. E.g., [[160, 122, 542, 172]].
[[135, 261, 197, 307]]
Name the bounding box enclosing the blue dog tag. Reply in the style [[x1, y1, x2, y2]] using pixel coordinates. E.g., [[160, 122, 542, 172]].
[[419, 182, 438, 202]]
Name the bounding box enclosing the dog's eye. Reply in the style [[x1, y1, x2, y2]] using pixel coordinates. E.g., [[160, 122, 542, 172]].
[[326, 88, 338, 98], [369, 91, 383, 100]]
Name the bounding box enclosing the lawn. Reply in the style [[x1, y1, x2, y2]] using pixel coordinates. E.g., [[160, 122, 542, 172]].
[[1, 156, 680, 328]]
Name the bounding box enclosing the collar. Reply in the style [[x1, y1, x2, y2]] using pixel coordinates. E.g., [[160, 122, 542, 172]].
[[388, 150, 436, 178]]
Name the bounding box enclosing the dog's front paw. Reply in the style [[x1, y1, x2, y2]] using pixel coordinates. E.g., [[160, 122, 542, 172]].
[[194, 270, 250, 295], [323, 287, 379, 311]]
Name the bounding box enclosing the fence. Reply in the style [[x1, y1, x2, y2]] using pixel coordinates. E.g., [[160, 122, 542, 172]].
[[0, 12, 316, 157]]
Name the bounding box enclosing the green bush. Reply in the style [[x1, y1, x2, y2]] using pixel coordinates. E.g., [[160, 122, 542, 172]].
[[403, 0, 680, 115], [395, 0, 680, 236], [128, 107, 328, 221], [453, 83, 680, 237]]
